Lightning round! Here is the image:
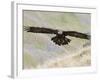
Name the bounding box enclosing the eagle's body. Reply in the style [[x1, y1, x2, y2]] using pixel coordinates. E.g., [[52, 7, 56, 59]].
[[24, 26, 90, 46]]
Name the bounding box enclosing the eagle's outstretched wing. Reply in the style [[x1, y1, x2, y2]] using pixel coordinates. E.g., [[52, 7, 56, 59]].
[[24, 26, 58, 34], [63, 31, 90, 40], [24, 26, 90, 46]]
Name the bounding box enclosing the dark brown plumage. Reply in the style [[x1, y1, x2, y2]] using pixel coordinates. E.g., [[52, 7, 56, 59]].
[[24, 26, 90, 46]]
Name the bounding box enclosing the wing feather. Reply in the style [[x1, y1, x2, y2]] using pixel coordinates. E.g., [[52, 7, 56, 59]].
[[63, 31, 90, 40], [24, 26, 58, 34]]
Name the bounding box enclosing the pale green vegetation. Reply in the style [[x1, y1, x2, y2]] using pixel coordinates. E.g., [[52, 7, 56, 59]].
[[24, 53, 38, 68]]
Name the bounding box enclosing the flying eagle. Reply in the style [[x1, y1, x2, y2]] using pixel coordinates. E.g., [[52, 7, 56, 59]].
[[24, 26, 90, 46]]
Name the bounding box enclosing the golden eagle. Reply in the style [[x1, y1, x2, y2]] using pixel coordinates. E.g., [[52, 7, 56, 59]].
[[24, 26, 90, 46]]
